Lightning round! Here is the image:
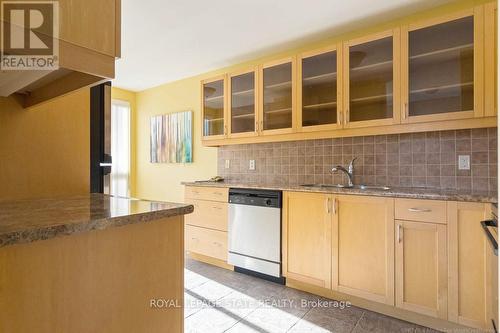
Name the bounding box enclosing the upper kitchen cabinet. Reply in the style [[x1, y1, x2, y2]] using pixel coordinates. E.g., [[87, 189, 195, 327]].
[[401, 8, 484, 123], [0, 0, 120, 108], [259, 58, 296, 135], [228, 68, 258, 138], [484, 2, 497, 117], [202, 75, 227, 140], [298, 45, 342, 132], [343, 30, 401, 128]]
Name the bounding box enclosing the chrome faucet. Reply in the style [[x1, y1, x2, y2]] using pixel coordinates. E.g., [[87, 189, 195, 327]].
[[332, 157, 357, 187]]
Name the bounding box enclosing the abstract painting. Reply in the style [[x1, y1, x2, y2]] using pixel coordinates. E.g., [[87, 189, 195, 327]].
[[150, 111, 192, 163]]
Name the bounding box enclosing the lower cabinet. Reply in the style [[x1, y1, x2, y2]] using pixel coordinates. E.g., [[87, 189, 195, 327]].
[[333, 195, 395, 305], [185, 225, 228, 261], [282, 192, 332, 288], [448, 202, 491, 329], [395, 220, 448, 319]]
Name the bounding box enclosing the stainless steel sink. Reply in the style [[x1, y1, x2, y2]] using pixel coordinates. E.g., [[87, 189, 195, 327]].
[[299, 184, 391, 190]]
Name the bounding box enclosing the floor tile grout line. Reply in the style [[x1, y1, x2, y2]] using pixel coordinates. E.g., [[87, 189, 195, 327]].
[[285, 306, 313, 332], [350, 310, 365, 333]]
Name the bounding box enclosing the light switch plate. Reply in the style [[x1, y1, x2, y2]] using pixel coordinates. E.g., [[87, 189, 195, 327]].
[[249, 160, 256, 171], [458, 155, 470, 170], [225, 160, 230, 169]]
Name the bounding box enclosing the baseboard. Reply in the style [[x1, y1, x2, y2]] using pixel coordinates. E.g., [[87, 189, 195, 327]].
[[286, 278, 470, 332], [187, 252, 234, 271]]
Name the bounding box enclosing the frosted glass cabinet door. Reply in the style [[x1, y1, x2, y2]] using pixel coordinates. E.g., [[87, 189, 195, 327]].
[[260, 59, 295, 134], [343, 30, 400, 128], [229, 70, 257, 137], [202, 77, 226, 138], [299, 47, 341, 131], [403, 12, 480, 122]]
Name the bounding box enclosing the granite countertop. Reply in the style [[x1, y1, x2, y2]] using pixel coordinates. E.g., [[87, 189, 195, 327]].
[[0, 194, 193, 248], [182, 181, 498, 203]]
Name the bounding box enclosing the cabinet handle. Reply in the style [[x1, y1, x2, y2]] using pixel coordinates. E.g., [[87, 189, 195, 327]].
[[212, 206, 222, 210], [191, 237, 199, 241], [326, 198, 330, 213], [338, 112, 342, 125], [333, 198, 336, 215], [403, 103, 408, 119], [345, 109, 349, 124], [224, 125, 228, 135], [255, 121, 259, 132], [260, 120, 263, 131], [213, 242, 221, 247], [397, 224, 403, 243], [408, 207, 431, 213]]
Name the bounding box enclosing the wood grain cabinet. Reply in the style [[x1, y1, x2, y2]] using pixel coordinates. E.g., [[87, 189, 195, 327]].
[[201, 75, 227, 140], [184, 186, 230, 267], [282, 191, 332, 288], [484, 1, 498, 117], [401, 7, 484, 123], [342, 29, 401, 128], [395, 220, 448, 319], [228, 68, 258, 138], [448, 201, 491, 329], [259, 58, 296, 135], [332, 195, 395, 305], [0, 0, 121, 108], [298, 45, 342, 132]]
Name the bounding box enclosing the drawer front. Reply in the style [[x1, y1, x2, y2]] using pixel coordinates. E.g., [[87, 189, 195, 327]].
[[395, 199, 447, 224], [185, 225, 227, 261], [185, 200, 228, 231], [185, 186, 228, 202]]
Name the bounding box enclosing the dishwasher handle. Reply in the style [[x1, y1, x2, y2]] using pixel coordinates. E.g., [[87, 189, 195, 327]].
[[481, 220, 498, 256]]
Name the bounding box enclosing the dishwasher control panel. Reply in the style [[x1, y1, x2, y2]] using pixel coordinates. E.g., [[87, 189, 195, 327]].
[[228, 188, 281, 208]]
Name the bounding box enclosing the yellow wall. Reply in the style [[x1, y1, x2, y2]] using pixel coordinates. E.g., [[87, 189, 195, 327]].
[[122, 0, 491, 203], [0, 89, 90, 200]]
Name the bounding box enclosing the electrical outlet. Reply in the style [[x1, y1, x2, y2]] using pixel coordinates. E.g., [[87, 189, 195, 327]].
[[458, 155, 470, 170], [249, 160, 256, 171], [225, 159, 230, 169]]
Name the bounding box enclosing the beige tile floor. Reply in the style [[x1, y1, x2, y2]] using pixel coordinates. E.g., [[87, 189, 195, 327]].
[[184, 258, 440, 333]]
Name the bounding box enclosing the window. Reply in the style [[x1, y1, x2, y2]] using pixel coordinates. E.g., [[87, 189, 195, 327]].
[[111, 100, 130, 197]]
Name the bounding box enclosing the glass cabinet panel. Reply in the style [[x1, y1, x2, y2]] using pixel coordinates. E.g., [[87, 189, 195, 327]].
[[349, 36, 393, 122], [203, 79, 225, 137], [408, 16, 474, 117], [302, 51, 338, 127], [263, 62, 293, 131], [230, 72, 255, 134]]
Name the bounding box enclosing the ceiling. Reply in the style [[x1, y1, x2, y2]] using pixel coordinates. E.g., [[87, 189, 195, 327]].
[[113, 0, 453, 92]]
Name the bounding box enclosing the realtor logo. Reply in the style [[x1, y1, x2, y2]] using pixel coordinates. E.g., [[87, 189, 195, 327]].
[[1, 1, 59, 70]]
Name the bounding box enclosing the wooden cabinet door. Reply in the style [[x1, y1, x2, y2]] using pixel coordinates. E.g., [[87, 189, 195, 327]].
[[228, 68, 259, 138], [485, 2, 497, 117], [342, 30, 401, 128], [201, 75, 227, 140], [401, 7, 484, 123], [282, 191, 332, 288], [298, 44, 343, 132], [259, 58, 296, 135], [395, 220, 447, 319], [332, 195, 395, 305], [448, 201, 490, 329]]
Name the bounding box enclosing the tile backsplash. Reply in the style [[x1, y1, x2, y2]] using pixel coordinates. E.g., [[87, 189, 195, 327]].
[[217, 128, 498, 192]]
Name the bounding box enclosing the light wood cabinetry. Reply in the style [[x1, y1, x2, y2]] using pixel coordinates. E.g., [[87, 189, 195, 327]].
[[184, 186, 230, 268], [202, 75, 227, 140], [401, 8, 483, 123], [201, 2, 496, 147], [395, 198, 447, 224], [0, 0, 121, 108], [282, 191, 332, 288], [395, 220, 447, 319], [448, 201, 490, 329], [259, 57, 296, 135], [228, 68, 258, 138], [298, 45, 342, 132], [332, 195, 395, 305], [343, 30, 400, 128]]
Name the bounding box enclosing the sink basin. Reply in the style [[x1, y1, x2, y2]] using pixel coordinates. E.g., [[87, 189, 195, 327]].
[[299, 184, 391, 191]]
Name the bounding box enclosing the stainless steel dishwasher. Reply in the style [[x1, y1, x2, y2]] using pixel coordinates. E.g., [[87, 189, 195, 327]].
[[228, 188, 283, 283]]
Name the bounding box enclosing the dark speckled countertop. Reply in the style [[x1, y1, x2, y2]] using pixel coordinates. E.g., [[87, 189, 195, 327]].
[[0, 194, 193, 248], [182, 181, 497, 203]]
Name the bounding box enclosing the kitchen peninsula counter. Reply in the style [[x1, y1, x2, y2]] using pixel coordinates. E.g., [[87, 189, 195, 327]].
[[0, 194, 191, 333]]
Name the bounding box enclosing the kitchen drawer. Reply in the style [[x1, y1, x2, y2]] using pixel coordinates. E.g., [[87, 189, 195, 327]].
[[185, 186, 228, 202], [395, 199, 447, 224], [185, 225, 227, 261], [185, 200, 228, 231]]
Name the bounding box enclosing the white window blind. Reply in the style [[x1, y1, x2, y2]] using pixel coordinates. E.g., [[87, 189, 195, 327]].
[[110, 99, 130, 197]]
